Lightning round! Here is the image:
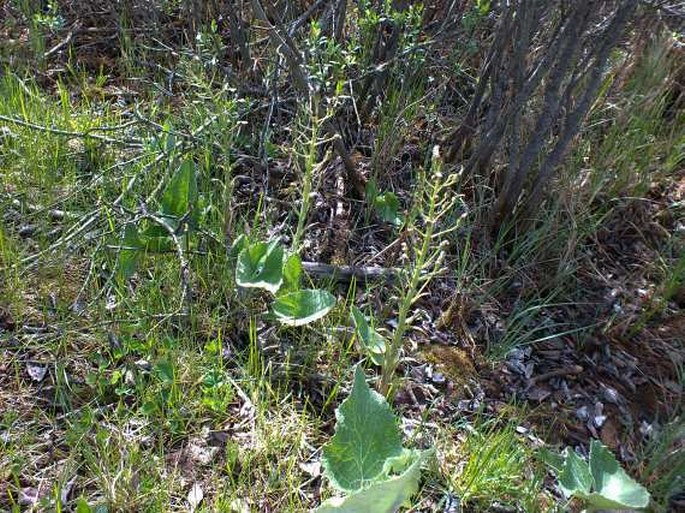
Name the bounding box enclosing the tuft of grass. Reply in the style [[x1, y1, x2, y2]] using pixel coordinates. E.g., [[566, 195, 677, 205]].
[[439, 417, 550, 512], [639, 416, 685, 511]]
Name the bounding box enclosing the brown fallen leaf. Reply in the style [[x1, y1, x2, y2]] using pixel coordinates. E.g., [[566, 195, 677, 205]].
[[600, 418, 620, 450]]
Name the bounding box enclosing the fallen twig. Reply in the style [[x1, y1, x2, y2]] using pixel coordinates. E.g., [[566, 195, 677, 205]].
[[0, 114, 143, 147], [302, 261, 400, 284]]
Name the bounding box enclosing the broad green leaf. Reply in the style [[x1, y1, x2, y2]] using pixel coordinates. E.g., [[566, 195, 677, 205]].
[[117, 224, 144, 281], [315, 449, 432, 513], [374, 192, 403, 226], [322, 367, 403, 492], [154, 359, 174, 385], [587, 440, 650, 509], [236, 241, 284, 294], [350, 306, 386, 366], [538, 447, 565, 474], [558, 448, 592, 498], [272, 289, 335, 326], [282, 253, 303, 292], [75, 497, 92, 513], [161, 160, 199, 222]]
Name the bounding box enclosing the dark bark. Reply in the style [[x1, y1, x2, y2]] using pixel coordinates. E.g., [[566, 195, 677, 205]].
[[444, 0, 638, 233]]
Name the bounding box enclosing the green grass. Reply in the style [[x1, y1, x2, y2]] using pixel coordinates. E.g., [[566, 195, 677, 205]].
[[1, 8, 683, 512], [438, 417, 551, 512]]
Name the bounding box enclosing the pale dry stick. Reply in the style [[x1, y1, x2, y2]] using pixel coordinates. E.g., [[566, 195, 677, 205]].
[[288, 0, 331, 36], [301, 261, 399, 284], [43, 21, 81, 59], [19, 209, 101, 266], [0, 114, 143, 147]]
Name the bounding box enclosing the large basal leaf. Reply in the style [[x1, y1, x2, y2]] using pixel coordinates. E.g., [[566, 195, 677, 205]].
[[586, 440, 650, 510], [350, 306, 386, 366], [272, 289, 335, 326], [315, 449, 431, 513], [322, 366, 403, 492], [235, 241, 284, 294], [161, 160, 199, 222], [538, 447, 565, 474], [116, 224, 144, 281], [558, 448, 593, 499]]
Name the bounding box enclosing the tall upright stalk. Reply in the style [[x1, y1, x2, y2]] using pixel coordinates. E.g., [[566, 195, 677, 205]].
[[379, 147, 461, 396], [292, 103, 322, 251]]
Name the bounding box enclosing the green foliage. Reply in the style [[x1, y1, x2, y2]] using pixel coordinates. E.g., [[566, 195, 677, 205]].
[[161, 160, 199, 222], [350, 306, 387, 365], [272, 289, 336, 327], [475, 0, 491, 15], [316, 449, 432, 513], [114, 160, 202, 282], [235, 239, 335, 326], [75, 497, 91, 513], [557, 448, 593, 497], [282, 253, 303, 293], [544, 440, 651, 511], [373, 191, 403, 226], [147, 160, 200, 236], [319, 367, 431, 511], [639, 418, 685, 510], [378, 149, 462, 394], [229, 233, 248, 259], [452, 420, 542, 509], [322, 367, 403, 491], [235, 240, 285, 294], [116, 224, 144, 281]]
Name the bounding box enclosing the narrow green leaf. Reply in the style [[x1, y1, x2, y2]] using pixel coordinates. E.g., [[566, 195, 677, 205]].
[[315, 449, 432, 513], [161, 160, 198, 222], [587, 440, 650, 509], [322, 367, 403, 492], [235, 241, 284, 294], [272, 289, 335, 326], [350, 306, 386, 365]]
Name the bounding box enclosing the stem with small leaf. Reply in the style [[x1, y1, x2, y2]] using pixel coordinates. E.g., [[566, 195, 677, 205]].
[[379, 147, 460, 396]]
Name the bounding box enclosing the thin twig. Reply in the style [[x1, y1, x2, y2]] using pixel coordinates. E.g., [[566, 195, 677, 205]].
[[0, 114, 143, 147]]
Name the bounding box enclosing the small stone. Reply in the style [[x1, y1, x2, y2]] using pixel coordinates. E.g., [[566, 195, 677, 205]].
[[576, 406, 590, 421], [26, 363, 47, 382], [594, 415, 607, 428], [600, 384, 620, 404], [431, 372, 446, 385]]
